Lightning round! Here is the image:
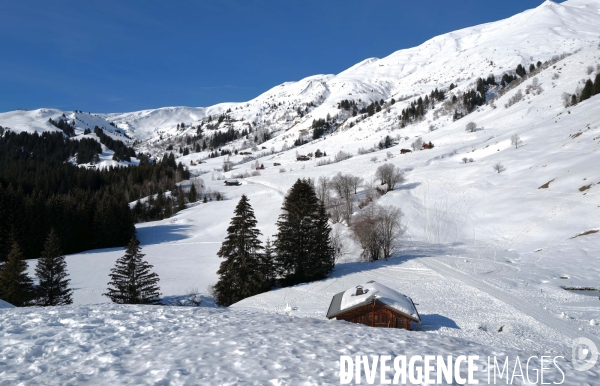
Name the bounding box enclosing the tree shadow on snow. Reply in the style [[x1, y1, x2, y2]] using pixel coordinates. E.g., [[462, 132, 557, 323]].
[[396, 182, 421, 190], [136, 224, 192, 245], [331, 241, 468, 279], [416, 314, 460, 331]]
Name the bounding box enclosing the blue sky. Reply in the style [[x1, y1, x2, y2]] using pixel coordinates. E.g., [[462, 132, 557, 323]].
[[0, 0, 549, 113]]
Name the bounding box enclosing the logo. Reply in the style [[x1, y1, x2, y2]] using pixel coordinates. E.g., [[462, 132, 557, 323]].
[[572, 337, 598, 372]]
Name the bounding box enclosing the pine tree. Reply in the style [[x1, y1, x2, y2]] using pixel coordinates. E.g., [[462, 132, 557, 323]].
[[261, 238, 276, 283], [188, 183, 198, 203], [104, 237, 161, 304], [35, 229, 73, 306], [0, 241, 34, 306], [213, 195, 267, 306], [580, 79, 594, 102], [274, 179, 334, 285], [594, 73, 600, 96]]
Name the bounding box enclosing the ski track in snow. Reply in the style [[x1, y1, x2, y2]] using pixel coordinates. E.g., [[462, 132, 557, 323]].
[[420, 258, 600, 346]]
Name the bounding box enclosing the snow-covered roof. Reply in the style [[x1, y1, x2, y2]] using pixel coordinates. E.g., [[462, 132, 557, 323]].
[[326, 281, 420, 322]]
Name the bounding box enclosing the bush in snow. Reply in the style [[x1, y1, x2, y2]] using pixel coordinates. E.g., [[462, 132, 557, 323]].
[[334, 150, 353, 163], [279, 168, 286, 173], [411, 138, 423, 151], [493, 163, 505, 173], [505, 90, 524, 108], [465, 122, 477, 133]]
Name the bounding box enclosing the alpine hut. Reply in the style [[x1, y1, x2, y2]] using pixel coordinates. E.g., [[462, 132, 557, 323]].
[[326, 281, 420, 330]]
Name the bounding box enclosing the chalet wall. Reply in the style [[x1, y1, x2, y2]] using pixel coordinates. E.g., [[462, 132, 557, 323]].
[[334, 302, 411, 330]]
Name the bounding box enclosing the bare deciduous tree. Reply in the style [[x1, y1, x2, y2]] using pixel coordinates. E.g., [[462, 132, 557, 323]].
[[316, 176, 331, 205], [350, 175, 363, 194], [331, 173, 353, 201], [375, 163, 405, 192], [465, 122, 477, 132], [411, 138, 423, 151], [510, 134, 522, 149], [351, 204, 405, 261], [493, 163, 505, 173]]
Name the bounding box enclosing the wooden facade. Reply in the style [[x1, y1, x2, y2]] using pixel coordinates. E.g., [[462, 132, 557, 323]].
[[333, 300, 412, 330]]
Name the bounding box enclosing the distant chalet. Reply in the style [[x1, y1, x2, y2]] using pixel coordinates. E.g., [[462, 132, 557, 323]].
[[224, 180, 241, 186], [326, 281, 420, 330]]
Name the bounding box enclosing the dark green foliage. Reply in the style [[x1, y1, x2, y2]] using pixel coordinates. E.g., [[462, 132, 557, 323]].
[[48, 117, 75, 137], [0, 131, 189, 261], [35, 229, 73, 306], [0, 242, 34, 306], [104, 237, 161, 304], [378, 135, 393, 149], [529, 63, 536, 73], [516, 64, 527, 78], [274, 179, 334, 286], [93, 127, 136, 162], [188, 183, 198, 203], [213, 195, 268, 306], [594, 73, 600, 96], [75, 138, 102, 164], [580, 79, 594, 102], [311, 118, 332, 140]]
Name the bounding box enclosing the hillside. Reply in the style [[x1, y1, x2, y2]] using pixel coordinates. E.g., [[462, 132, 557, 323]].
[[1, 0, 600, 383]]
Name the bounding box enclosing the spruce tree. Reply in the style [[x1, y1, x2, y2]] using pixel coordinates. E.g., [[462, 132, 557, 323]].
[[594, 73, 600, 96], [104, 237, 161, 304], [214, 195, 267, 306], [580, 79, 594, 102], [0, 241, 34, 306], [35, 229, 73, 306], [274, 179, 334, 285], [261, 238, 276, 284]]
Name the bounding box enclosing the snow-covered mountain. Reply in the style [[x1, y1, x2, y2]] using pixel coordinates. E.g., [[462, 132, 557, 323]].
[[2, 0, 600, 383]]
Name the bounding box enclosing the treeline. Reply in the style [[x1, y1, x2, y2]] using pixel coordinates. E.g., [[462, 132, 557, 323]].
[[93, 126, 136, 162], [400, 89, 444, 126], [48, 116, 75, 137], [0, 131, 190, 261]]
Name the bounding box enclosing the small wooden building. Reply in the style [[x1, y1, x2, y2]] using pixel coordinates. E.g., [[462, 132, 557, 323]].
[[224, 180, 241, 186], [326, 281, 420, 330]]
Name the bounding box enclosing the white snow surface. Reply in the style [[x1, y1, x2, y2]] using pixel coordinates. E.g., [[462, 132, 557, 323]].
[[0, 304, 591, 385], [338, 282, 419, 320], [2, 0, 600, 383]]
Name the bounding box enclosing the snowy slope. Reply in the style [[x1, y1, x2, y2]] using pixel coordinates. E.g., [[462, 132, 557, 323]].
[[2, 0, 600, 382], [0, 304, 591, 385]]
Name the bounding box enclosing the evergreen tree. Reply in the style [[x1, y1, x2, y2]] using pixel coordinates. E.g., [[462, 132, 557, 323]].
[[594, 73, 600, 96], [188, 183, 198, 203], [516, 64, 527, 78], [274, 179, 334, 285], [213, 195, 266, 306], [0, 241, 34, 306], [580, 79, 594, 102], [104, 237, 161, 304], [35, 229, 73, 306], [261, 238, 276, 283]]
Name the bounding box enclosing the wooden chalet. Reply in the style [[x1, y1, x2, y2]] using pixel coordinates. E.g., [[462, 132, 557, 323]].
[[224, 180, 241, 186], [400, 149, 412, 154], [296, 155, 310, 161], [326, 281, 420, 330]]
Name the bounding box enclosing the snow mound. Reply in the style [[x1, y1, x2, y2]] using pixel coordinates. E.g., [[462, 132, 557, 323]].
[[0, 303, 584, 385]]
